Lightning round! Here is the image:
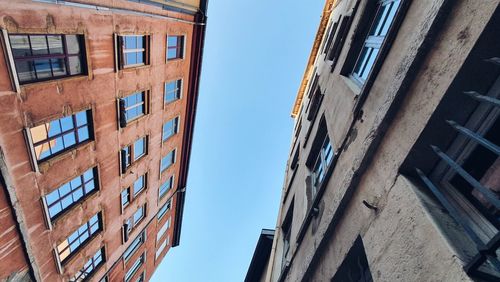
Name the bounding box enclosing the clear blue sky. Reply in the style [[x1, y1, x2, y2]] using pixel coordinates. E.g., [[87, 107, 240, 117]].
[[151, 1, 323, 281]]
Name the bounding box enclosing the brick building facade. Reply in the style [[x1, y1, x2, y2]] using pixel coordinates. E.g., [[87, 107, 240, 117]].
[[0, 0, 206, 281]]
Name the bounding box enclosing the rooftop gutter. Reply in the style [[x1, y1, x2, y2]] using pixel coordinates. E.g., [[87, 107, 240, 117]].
[[172, 0, 208, 247], [290, 0, 337, 118]]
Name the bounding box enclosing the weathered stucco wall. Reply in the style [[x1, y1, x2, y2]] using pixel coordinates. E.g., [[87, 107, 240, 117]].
[[269, 0, 500, 281]]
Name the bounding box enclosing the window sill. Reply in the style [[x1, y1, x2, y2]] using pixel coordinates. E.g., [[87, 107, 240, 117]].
[[38, 141, 94, 174], [164, 99, 181, 108], [341, 75, 361, 97], [121, 114, 148, 130], [119, 64, 151, 72], [49, 189, 100, 229], [121, 158, 147, 177], [20, 74, 89, 89], [166, 58, 184, 62]]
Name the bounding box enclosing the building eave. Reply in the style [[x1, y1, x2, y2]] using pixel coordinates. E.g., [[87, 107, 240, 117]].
[[290, 0, 338, 118], [172, 2, 207, 247]]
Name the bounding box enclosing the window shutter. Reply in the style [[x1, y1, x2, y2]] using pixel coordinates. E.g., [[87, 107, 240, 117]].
[[119, 99, 127, 128], [145, 35, 150, 65], [123, 223, 129, 242], [117, 36, 124, 70], [120, 149, 127, 174]]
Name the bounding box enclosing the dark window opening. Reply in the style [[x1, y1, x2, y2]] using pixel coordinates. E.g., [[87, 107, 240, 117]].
[[331, 236, 373, 282]]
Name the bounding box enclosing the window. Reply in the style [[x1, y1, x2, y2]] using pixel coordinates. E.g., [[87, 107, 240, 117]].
[[120, 136, 148, 174], [123, 231, 145, 262], [125, 252, 145, 282], [331, 236, 373, 282], [29, 110, 93, 163], [156, 216, 171, 242], [322, 20, 339, 55], [159, 176, 173, 200], [57, 213, 102, 263], [350, 0, 401, 85], [121, 188, 130, 209], [162, 117, 179, 142], [8, 34, 86, 84], [157, 200, 171, 221], [117, 35, 149, 69], [119, 92, 148, 127], [164, 80, 182, 103], [160, 150, 176, 173], [69, 247, 105, 282], [401, 28, 500, 280], [155, 236, 169, 260], [44, 167, 98, 221], [123, 204, 146, 242], [167, 35, 184, 60], [135, 272, 145, 282], [281, 202, 293, 271], [311, 135, 334, 198], [133, 138, 146, 160], [133, 174, 147, 196], [306, 79, 323, 122]]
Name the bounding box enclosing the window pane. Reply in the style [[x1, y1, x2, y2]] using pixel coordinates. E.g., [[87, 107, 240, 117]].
[[47, 35, 64, 54], [47, 120, 62, 138], [60, 116, 74, 131], [380, 1, 401, 36], [134, 175, 145, 195], [126, 52, 138, 65], [136, 36, 143, 49], [85, 180, 95, 193], [136, 51, 145, 64], [68, 56, 82, 75], [49, 205, 62, 218], [50, 58, 66, 76], [167, 49, 177, 59], [45, 190, 60, 206], [62, 133, 76, 147], [133, 207, 144, 224], [77, 126, 90, 141], [72, 188, 83, 201], [124, 36, 137, 49], [75, 111, 88, 126], [83, 169, 94, 182], [30, 35, 49, 55], [10, 35, 31, 57], [66, 35, 81, 54], [360, 48, 379, 80], [59, 183, 72, 197], [50, 136, 64, 154], [34, 59, 52, 79], [15, 60, 36, 82], [167, 36, 178, 47], [61, 195, 73, 209], [134, 138, 145, 160], [370, 3, 391, 36], [121, 189, 129, 206]]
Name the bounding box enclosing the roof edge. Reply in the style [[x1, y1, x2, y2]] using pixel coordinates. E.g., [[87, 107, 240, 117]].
[[172, 8, 207, 247], [291, 0, 338, 118]]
